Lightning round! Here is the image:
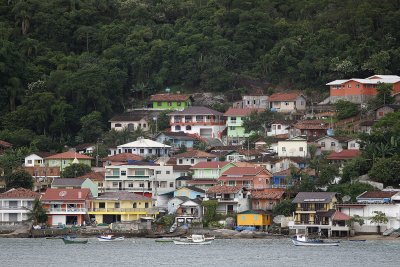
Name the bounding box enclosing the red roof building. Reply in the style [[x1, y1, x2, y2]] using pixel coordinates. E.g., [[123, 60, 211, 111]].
[[327, 149, 361, 161], [101, 153, 144, 167], [219, 166, 272, 189], [250, 189, 285, 210], [41, 188, 91, 226], [45, 151, 94, 160], [268, 92, 306, 113], [0, 188, 40, 223]]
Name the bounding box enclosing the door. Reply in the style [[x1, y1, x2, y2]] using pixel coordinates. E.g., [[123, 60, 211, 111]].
[[52, 215, 66, 226], [227, 205, 234, 213], [200, 128, 212, 137]]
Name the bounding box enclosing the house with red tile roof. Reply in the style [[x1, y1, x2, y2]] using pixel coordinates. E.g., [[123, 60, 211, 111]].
[[45, 151, 93, 171], [218, 166, 272, 190], [0, 188, 40, 223], [76, 171, 105, 193], [149, 93, 192, 110], [326, 149, 361, 164], [101, 153, 144, 167], [41, 188, 91, 226], [175, 150, 218, 166], [250, 189, 285, 210], [268, 92, 306, 113], [289, 120, 329, 138], [205, 185, 250, 214], [356, 191, 397, 204]]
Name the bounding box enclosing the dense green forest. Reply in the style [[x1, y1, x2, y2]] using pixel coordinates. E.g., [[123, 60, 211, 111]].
[[1, 0, 400, 147]]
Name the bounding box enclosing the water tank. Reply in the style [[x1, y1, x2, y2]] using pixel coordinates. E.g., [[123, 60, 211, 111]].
[[327, 128, 334, 136]]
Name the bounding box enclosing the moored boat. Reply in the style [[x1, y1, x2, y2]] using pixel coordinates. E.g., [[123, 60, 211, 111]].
[[187, 235, 215, 241], [97, 235, 125, 242], [62, 236, 88, 244], [173, 234, 213, 245], [292, 235, 339, 246]]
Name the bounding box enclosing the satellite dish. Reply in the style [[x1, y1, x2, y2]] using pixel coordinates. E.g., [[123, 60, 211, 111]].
[[342, 195, 351, 203], [273, 215, 285, 224], [59, 191, 67, 197]]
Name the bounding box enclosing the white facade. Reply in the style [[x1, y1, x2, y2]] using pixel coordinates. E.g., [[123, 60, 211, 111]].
[[278, 138, 308, 158], [111, 118, 150, 132], [169, 115, 226, 138], [347, 139, 360, 150], [267, 123, 290, 136], [104, 164, 176, 196], [0, 199, 34, 222], [24, 154, 45, 167], [270, 96, 306, 113], [317, 136, 342, 152], [110, 138, 171, 157], [177, 157, 215, 166]]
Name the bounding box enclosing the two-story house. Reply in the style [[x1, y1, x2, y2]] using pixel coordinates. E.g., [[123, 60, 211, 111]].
[[110, 137, 171, 157], [269, 92, 306, 113], [218, 166, 272, 190], [168, 106, 226, 139], [187, 161, 235, 190], [155, 132, 196, 150], [233, 95, 269, 109], [104, 162, 175, 198], [289, 120, 329, 138], [24, 152, 59, 191], [205, 185, 250, 214], [0, 188, 40, 223], [316, 136, 350, 152], [109, 110, 159, 132], [326, 149, 361, 166], [278, 136, 308, 158], [101, 153, 144, 167], [41, 188, 92, 226], [175, 150, 218, 166], [149, 93, 192, 110], [250, 189, 285, 211], [88, 191, 158, 224], [51, 178, 98, 197], [266, 120, 292, 136], [224, 108, 264, 145], [167, 196, 202, 226], [45, 151, 93, 172], [289, 192, 350, 237]]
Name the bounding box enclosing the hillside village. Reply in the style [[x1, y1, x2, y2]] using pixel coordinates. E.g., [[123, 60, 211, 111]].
[[1, 74, 400, 238]]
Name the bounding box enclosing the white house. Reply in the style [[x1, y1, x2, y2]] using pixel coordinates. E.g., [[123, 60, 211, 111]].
[[110, 137, 171, 157], [268, 92, 306, 113], [168, 106, 226, 139], [174, 150, 218, 166], [205, 185, 250, 214], [109, 110, 160, 132], [24, 152, 55, 167], [267, 121, 291, 136], [347, 139, 360, 150], [0, 188, 40, 223], [278, 136, 308, 158]]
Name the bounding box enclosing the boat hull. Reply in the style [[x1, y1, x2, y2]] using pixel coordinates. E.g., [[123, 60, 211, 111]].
[[173, 240, 212, 245], [292, 239, 338, 246], [62, 238, 88, 244], [97, 237, 125, 242]]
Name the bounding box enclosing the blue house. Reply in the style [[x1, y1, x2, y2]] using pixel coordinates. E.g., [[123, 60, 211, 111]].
[[155, 132, 195, 150], [173, 186, 205, 199]]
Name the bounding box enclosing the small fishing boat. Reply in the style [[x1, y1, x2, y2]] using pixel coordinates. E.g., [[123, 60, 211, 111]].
[[62, 236, 88, 244], [187, 235, 215, 241], [97, 235, 125, 242], [292, 235, 339, 246], [173, 234, 212, 245]]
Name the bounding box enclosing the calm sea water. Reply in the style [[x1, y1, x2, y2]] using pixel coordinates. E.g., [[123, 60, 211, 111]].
[[1, 238, 400, 267]]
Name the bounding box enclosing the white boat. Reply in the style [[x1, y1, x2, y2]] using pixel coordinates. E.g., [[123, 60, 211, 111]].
[[173, 234, 213, 245], [292, 235, 339, 246], [97, 235, 125, 242], [187, 235, 215, 241]]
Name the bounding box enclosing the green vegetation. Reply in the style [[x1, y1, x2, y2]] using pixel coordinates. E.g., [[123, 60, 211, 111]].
[[28, 199, 48, 225], [370, 211, 389, 234], [272, 199, 296, 216], [61, 163, 92, 178], [6, 169, 34, 190], [335, 100, 359, 120], [202, 200, 219, 227]]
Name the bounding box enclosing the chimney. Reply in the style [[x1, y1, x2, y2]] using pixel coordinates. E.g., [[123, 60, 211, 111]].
[[78, 191, 82, 199]]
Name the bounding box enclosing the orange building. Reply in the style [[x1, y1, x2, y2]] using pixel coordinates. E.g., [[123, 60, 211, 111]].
[[327, 75, 400, 103], [218, 166, 272, 189]]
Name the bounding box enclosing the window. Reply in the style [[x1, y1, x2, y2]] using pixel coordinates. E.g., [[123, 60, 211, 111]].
[[139, 183, 144, 188], [285, 102, 289, 105], [99, 202, 105, 209], [177, 102, 181, 106], [168, 102, 172, 106], [133, 203, 137, 208], [299, 147, 303, 152], [277, 125, 281, 129], [230, 126, 236, 130], [112, 182, 118, 187], [301, 101, 304, 105], [175, 125, 181, 131], [190, 159, 195, 164], [98, 183, 103, 187], [315, 203, 324, 210], [231, 117, 237, 122], [157, 102, 162, 106], [148, 149, 152, 154], [331, 142, 336, 147], [145, 203, 149, 208], [347, 84, 352, 88], [27, 160, 32, 164], [121, 170, 126, 176], [140, 149, 144, 154], [378, 111, 384, 116], [321, 142, 325, 147], [156, 170, 161, 174], [128, 183, 133, 188], [282, 147, 286, 152], [143, 124, 147, 128], [178, 159, 183, 164], [356, 84, 360, 88], [186, 125, 191, 130], [169, 182, 174, 188], [115, 202, 120, 208], [135, 170, 145, 176], [115, 123, 122, 127], [228, 180, 236, 186], [350, 143, 356, 148], [166, 171, 170, 174]]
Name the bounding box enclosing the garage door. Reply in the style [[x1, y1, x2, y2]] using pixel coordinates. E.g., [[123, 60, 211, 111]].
[[200, 128, 212, 137], [52, 215, 66, 226]]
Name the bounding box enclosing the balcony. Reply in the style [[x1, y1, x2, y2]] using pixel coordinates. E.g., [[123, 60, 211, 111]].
[[88, 208, 158, 214], [47, 208, 87, 214], [104, 187, 152, 192], [0, 206, 31, 210], [105, 175, 120, 179], [171, 120, 225, 126], [127, 175, 151, 179]]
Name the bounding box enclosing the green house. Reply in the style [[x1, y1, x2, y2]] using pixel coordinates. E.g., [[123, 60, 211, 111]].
[[149, 94, 192, 110], [190, 161, 236, 180], [224, 108, 264, 144], [45, 151, 93, 172]]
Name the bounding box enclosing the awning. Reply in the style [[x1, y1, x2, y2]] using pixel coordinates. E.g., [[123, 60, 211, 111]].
[[333, 211, 352, 221]]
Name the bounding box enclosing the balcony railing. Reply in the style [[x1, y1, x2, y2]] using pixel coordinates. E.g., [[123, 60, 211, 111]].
[[104, 187, 152, 191], [0, 206, 31, 210], [88, 208, 158, 213], [127, 175, 151, 179], [171, 120, 225, 126], [47, 208, 87, 213]]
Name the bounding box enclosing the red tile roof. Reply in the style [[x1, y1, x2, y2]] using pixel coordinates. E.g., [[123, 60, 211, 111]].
[[102, 153, 144, 162], [0, 188, 40, 199], [269, 92, 304, 102], [191, 161, 231, 169], [150, 94, 190, 102], [332, 210, 352, 221], [224, 108, 264, 117], [207, 185, 243, 194], [357, 191, 397, 199], [327, 150, 361, 160], [45, 151, 94, 160], [175, 150, 217, 159], [250, 189, 285, 200], [75, 171, 105, 182], [41, 188, 91, 201], [187, 180, 218, 185], [222, 166, 270, 176]]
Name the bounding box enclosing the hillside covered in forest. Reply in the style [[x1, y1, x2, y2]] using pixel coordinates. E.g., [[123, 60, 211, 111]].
[[1, 0, 400, 147]]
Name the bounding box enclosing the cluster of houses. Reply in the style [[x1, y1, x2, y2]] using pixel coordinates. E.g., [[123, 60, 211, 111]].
[[1, 74, 400, 234]]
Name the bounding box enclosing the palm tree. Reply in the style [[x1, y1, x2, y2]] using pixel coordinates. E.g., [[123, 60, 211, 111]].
[[27, 199, 48, 226], [370, 211, 388, 234]]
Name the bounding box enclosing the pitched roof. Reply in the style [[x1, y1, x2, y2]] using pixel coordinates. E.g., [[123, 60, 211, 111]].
[[102, 153, 144, 162], [94, 191, 152, 201], [224, 108, 264, 117], [292, 192, 336, 204], [173, 165, 192, 171], [168, 106, 223, 116], [332, 210, 352, 221], [30, 152, 57, 158], [45, 151, 94, 160], [235, 149, 263, 157], [118, 138, 171, 148], [357, 191, 397, 199], [149, 94, 191, 102], [52, 178, 85, 187], [250, 189, 285, 200], [191, 161, 231, 169], [0, 188, 40, 199], [109, 110, 159, 122], [156, 131, 195, 140], [175, 150, 217, 159], [41, 188, 91, 201], [327, 149, 361, 160], [375, 104, 400, 111], [269, 92, 304, 102], [222, 166, 269, 176], [207, 185, 243, 194], [177, 186, 205, 193], [75, 171, 105, 181], [238, 209, 267, 215], [232, 162, 257, 167]]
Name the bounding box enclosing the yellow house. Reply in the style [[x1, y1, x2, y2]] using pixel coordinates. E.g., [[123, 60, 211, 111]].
[[237, 210, 271, 230], [88, 191, 158, 224]]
